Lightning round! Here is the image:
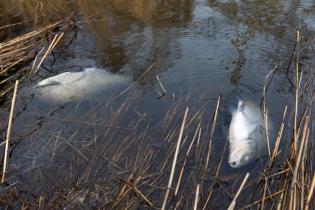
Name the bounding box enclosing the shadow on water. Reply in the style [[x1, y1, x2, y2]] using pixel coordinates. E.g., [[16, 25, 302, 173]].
[[1, 0, 315, 209]]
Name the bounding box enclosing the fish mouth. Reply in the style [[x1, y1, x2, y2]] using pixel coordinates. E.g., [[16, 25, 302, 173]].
[[229, 161, 238, 168]]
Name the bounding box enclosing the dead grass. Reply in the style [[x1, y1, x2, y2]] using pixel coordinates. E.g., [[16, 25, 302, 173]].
[[0, 17, 75, 98]]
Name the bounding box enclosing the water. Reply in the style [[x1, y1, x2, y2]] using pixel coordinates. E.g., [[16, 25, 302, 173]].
[[1, 0, 315, 208]]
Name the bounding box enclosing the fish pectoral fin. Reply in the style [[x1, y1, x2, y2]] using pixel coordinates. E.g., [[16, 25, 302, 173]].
[[248, 125, 263, 140], [238, 101, 245, 113], [37, 80, 61, 88], [259, 125, 266, 135]]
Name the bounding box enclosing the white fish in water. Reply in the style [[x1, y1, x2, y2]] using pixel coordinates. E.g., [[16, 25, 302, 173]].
[[228, 100, 272, 168], [35, 67, 128, 103]]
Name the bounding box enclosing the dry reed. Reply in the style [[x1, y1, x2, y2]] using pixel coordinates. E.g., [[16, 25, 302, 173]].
[[0, 18, 74, 97], [1, 80, 19, 183]]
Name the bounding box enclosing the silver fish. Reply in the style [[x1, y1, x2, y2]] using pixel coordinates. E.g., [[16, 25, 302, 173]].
[[228, 100, 272, 168], [35, 67, 128, 103]]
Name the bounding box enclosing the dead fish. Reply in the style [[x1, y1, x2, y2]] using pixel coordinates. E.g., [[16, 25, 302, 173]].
[[34, 67, 128, 103], [228, 100, 272, 168]]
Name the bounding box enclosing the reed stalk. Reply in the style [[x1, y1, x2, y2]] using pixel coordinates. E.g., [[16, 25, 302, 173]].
[[293, 30, 300, 154], [1, 80, 19, 183], [228, 172, 250, 210], [161, 108, 189, 210]]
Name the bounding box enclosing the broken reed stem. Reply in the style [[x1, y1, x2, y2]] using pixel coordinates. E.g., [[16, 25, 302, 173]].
[[268, 168, 290, 179], [227, 172, 250, 210], [136, 62, 156, 82], [202, 136, 229, 210], [240, 189, 285, 209], [193, 184, 200, 210], [31, 47, 45, 72], [261, 65, 279, 156], [264, 109, 271, 156], [32, 32, 64, 75], [156, 75, 167, 96], [2, 80, 19, 183], [204, 95, 221, 171], [122, 179, 153, 207], [272, 105, 287, 160], [299, 69, 303, 90], [301, 159, 305, 210], [174, 159, 186, 196], [290, 116, 309, 210], [294, 30, 300, 154], [195, 127, 202, 164], [161, 108, 189, 210], [286, 40, 297, 78], [175, 122, 201, 195], [111, 174, 133, 208], [261, 64, 279, 109], [261, 176, 268, 210], [0, 20, 62, 49], [280, 175, 291, 210], [305, 171, 315, 210]]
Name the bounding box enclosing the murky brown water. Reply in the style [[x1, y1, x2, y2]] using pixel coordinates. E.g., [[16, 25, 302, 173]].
[[1, 0, 315, 209]]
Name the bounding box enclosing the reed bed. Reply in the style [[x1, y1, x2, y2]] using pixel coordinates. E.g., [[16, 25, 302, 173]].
[[0, 72, 314, 209], [0, 18, 75, 98]]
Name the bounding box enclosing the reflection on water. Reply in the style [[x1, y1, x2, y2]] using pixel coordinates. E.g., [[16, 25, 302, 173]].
[[2, 0, 314, 83], [1, 0, 315, 208], [2, 0, 193, 75]]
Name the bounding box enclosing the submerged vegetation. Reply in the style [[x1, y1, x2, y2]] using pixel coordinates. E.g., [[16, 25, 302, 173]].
[[0, 1, 315, 209]]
